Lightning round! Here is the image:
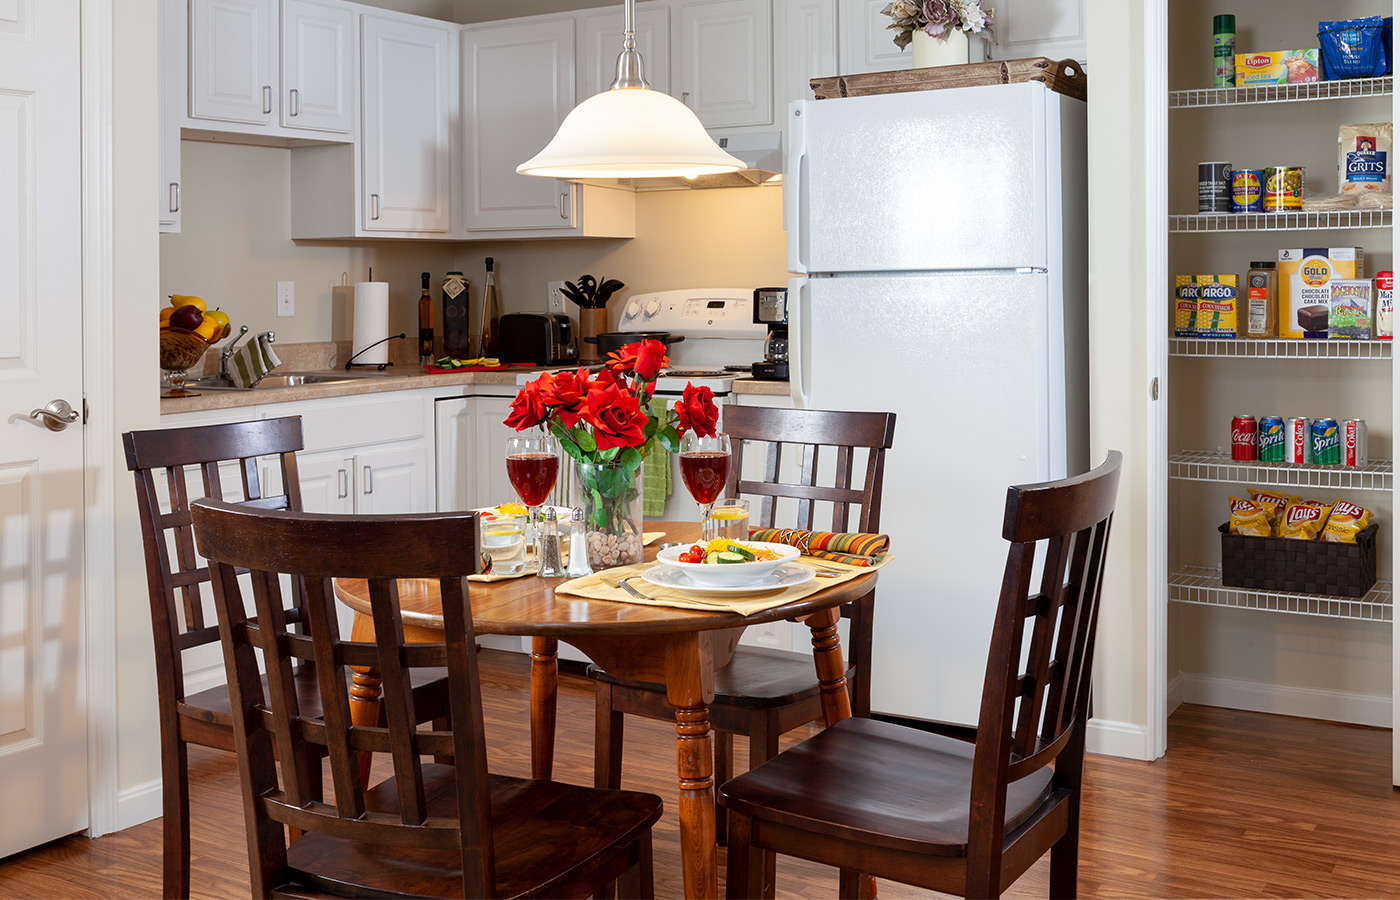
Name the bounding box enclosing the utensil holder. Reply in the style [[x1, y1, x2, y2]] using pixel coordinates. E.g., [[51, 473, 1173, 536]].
[[579, 308, 608, 365]]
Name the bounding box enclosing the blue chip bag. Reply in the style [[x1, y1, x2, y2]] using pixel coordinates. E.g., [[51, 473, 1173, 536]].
[[1320, 16, 1389, 79]]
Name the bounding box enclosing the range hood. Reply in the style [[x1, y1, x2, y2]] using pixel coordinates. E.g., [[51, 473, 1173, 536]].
[[583, 132, 783, 191]]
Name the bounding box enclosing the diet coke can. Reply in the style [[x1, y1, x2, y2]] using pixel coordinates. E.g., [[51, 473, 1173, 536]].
[[1286, 417, 1311, 464], [1344, 418, 1369, 467], [1231, 415, 1257, 461]]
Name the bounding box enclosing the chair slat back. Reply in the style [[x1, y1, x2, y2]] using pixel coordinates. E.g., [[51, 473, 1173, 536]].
[[191, 500, 494, 898], [124, 417, 306, 702], [970, 452, 1121, 817]]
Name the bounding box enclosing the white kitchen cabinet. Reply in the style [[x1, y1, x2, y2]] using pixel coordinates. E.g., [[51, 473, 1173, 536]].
[[578, 3, 671, 98], [159, 0, 185, 233], [837, 0, 910, 75], [361, 13, 456, 233], [281, 0, 356, 134], [435, 394, 517, 511], [188, 0, 278, 127], [674, 0, 773, 129], [775, 0, 838, 113], [980, 0, 1086, 65], [294, 450, 356, 514]]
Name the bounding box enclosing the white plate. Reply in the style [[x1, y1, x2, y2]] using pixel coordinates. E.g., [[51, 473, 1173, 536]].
[[655, 541, 802, 587], [640, 562, 815, 596]]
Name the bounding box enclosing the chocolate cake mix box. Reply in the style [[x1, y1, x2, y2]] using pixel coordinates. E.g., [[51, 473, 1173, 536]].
[[1279, 248, 1364, 338]]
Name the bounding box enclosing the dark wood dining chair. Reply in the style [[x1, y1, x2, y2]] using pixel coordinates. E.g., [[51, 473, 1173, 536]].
[[588, 406, 896, 850], [717, 450, 1122, 900], [123, 417, 449, 899], [189, 500, 664, 899]]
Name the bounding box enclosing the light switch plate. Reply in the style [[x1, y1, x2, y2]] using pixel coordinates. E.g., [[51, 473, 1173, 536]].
[[277, 281, 295, 317], [547, 281, 565, 314]]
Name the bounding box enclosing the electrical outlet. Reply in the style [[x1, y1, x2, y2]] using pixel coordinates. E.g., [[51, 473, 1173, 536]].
[[277, 281, 295, 317], [547, 281, 566, 314]]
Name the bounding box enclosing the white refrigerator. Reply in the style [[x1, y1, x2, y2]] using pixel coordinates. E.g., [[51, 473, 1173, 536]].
[[786, 82, 1089, 725]]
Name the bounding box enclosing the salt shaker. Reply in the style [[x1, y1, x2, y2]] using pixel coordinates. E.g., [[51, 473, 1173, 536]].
[[537, 507, 564, 577], [566, 507, 594, 577]]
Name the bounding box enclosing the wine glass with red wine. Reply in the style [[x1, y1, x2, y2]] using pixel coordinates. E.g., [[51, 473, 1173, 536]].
[[679, 432, 732, 541], [506, 433, 560, 563]]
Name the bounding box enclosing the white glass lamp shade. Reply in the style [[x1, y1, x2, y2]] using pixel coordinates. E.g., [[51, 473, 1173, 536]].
[[517, 87, 746, 179]]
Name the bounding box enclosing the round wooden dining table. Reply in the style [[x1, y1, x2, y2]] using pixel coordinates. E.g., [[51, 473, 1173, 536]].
[[332, 522, 878, 900]]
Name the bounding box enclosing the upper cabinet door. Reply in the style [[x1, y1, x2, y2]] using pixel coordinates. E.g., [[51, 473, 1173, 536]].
[[362, 14, 454, 233], [158, 0, 185, 231], [981, 0, 1087, 65], [462, 17, 576, 232], [837, 0, 911, 75], [189, 0, 278, 126], [577, 4, 670, 98], [775, 0, 836, 111], [282, 0, 356, 133], [675, 0, 772, 130]]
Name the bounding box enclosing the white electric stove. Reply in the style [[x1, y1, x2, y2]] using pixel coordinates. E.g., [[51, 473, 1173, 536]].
[[617, 288, 767, 396]]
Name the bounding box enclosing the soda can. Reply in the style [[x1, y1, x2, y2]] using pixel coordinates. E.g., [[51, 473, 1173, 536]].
[[1344, 419, 1369, 467], [1231, 415, 1257, 461], [1311, 418, 1341, 466], [1257, 416, 1285, 462], [1286, 417, 1311, 464]]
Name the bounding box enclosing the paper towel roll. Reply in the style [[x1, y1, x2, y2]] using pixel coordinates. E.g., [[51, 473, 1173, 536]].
[[351, 282, 389, 365]]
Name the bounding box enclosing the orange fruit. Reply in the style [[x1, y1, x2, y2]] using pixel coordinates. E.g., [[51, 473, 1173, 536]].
[[159, 307, 174, 325]]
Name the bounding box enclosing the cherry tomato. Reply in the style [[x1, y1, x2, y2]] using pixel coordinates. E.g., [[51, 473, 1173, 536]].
[[678, 545, 705, 564]]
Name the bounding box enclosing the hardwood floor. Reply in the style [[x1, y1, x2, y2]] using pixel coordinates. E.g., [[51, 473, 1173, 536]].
[[2, 649, 1398, 899]]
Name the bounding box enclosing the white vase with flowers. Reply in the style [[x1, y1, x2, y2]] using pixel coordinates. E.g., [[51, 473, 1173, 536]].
[[880, 0, 995, 67]]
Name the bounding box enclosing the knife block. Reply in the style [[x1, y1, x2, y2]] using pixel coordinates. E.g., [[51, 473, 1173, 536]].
[[579, 308, 608, 364]]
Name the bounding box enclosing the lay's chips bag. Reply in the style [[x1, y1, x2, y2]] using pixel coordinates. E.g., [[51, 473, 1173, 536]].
[[1320, 499, 1373, 543], [1250, 488, 1297, 532], [1278, 499, 1335, 540], [1229, 497, 1273, 537]]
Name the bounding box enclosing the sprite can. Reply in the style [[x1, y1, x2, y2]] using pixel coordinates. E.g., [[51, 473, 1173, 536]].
[[1311, 418, 1341, 466], [1257, 416, 1285, 462]]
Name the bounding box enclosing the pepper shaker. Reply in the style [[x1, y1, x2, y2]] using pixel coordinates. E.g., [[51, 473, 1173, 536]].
[[537, 507, 565, 577], [566, 507, 594, 577]]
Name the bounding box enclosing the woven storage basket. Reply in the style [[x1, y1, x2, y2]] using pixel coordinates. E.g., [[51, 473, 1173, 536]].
[[1218, 523, 1378, 597]]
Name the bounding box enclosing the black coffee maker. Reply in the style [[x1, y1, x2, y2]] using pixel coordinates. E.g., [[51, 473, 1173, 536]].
[[751, 287, 789, 381]]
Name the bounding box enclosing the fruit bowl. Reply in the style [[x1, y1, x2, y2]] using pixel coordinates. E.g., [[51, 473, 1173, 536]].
[[159, 327, 218, 397], [655, 541, 800, 587]]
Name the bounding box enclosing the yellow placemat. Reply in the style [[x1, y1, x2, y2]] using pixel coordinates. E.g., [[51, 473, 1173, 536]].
[[643, 531, 666, 545], [555, 555, 890, 616]]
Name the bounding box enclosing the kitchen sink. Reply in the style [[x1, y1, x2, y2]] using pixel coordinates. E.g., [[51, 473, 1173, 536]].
[[187, 370, 396, 391]]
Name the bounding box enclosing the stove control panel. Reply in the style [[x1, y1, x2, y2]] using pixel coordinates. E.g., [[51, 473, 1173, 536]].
[[617, 288, 767, 339]]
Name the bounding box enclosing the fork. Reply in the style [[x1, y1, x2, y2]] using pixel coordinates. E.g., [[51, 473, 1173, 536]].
[[600, 575, 733, 609]]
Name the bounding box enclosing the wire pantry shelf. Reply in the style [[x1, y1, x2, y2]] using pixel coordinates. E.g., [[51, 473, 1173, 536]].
[[1169, 566, 1392, 622], [1170, 338, 1392, 359], [1169, 76, 1393, 108], [1169, 450, 1392, 491], [1169, 210, 1391, 232]]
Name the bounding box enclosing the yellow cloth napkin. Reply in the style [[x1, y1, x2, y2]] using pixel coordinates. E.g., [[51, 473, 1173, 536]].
[[554, 556, 889, 616]]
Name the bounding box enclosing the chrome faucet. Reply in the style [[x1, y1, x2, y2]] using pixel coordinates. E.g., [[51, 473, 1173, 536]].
[[217, 325, 249, 380]]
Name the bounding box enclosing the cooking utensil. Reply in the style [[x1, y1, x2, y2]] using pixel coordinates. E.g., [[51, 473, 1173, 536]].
[[595, 279, 626, 306], [584, 331, 685, 359]]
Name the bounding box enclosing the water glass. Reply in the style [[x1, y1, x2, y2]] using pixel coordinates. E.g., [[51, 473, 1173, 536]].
[[480, 513, 526, 576], [709, 498, 750, 542]]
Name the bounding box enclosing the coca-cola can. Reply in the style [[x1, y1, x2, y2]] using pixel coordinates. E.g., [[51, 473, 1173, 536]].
[[1286, 417, 1311, 464], [1344, 419, 1368, 467], [1231, 415, 1257, 461]]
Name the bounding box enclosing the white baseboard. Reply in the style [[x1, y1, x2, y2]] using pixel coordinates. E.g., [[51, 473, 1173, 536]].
[[117, 777, 164, 832], [1166, 671, 1184, 715], [1179, 671, 1390, 728], [1086, 716, 1150, 760]]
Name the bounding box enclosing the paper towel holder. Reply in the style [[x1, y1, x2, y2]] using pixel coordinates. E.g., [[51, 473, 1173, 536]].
[[344, 332, 406, 371]]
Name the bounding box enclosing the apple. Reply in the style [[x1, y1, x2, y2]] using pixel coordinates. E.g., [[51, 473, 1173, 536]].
[[204, 308, 229, 333], [169, 304, 204, 331]]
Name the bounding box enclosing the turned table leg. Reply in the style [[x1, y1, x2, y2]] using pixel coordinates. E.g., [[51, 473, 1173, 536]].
[[530, 636, 559, 781], [665, 633, 717, 900], [348, 611, 383, 786]]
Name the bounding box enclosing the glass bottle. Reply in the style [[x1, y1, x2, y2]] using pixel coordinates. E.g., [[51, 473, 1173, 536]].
[[566, 507, 594, 577], [1245, 261, 1277, 339], [480, 257, 499, 358], [417, 271, 434, 365], [442, 271, 470, 359], [537, 507, 564, 577]]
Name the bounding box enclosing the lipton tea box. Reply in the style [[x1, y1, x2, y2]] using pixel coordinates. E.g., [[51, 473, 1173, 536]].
[[1175, 275, 1238, 338], [1234, 49, 1320, 86], [1279, 248, 1364, 339]]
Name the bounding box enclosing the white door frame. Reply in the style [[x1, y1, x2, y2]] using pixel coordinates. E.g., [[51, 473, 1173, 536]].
[[80, 0, 119, 837]]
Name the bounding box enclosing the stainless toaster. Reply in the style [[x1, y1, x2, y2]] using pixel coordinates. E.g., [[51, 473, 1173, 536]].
[[496, 313, 578, 365]]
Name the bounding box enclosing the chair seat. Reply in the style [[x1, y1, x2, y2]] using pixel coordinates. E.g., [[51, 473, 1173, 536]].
[[588, 647, 854, 710], [718, 717, 1054, 858], [284, 764, 664, 900]]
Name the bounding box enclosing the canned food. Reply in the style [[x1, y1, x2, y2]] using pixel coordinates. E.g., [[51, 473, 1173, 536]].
[[1344, 419, 1368, 467], [1200, 161, 1234, 213], [1263, 166, 1304, 211], [1232, 169, 1264, 213], [1286, 417, 1311, 464], [1258, 415, 1285, 462], [1311, 417, 1341, 466], [1231, 414, 1258, 461]]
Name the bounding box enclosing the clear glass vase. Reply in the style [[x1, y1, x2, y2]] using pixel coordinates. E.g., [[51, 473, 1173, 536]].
[[574, 459, 645, 570]]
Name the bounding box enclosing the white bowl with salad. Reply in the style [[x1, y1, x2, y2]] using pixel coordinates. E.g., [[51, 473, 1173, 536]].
[[655, 540, 801, 588]]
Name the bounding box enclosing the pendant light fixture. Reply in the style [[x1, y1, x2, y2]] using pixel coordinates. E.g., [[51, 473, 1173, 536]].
[[516, 0, 745, 179]]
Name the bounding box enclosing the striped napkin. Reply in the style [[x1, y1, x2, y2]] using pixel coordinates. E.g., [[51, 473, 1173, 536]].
[[747, 529, 889, 567], [228, 333, 281, 388]]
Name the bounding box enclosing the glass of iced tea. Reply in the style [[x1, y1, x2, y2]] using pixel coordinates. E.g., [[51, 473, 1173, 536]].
[[506, 432, 560, 561], [679, 432, 731, 540], [709, 498, 749, 541]]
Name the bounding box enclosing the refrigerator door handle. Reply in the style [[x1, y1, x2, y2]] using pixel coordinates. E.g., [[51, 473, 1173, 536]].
[[785, 101, 808, 274], [788, 276, 810, 408]]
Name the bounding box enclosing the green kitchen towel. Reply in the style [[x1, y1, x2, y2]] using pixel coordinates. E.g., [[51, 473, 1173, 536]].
[[229, 334, 282, 388], [642, 397, 671, 516]]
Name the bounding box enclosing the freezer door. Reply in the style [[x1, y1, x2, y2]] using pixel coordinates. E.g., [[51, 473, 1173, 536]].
[[788, 84, 1051, 274], [803, 272, 1069, 723]]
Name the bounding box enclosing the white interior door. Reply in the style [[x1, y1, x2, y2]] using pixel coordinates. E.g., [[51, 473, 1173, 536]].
[[0, 0, 89, 857]]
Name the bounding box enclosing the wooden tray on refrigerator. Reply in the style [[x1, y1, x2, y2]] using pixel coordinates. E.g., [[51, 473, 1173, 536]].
[[810, 57, 1086, 102]]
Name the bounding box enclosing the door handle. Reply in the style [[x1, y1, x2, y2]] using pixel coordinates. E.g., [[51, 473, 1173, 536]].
[[263, 85, 273, 114], [29, 399, 81, 432], [169, 182, 180, 213], [370, 193, 380, 220], [337, 468, 349, 499], [363, 465, 374, 495], [289, 88, 299, 117]]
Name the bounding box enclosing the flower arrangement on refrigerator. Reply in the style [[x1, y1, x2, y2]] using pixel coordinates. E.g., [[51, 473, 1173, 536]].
[[880, 0, 995, 49]]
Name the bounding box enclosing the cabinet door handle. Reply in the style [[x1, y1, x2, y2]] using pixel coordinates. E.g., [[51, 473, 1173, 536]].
[[370, 193, 380, 220], [289, 88, 299, 117], [169, 182, 180, 213], [263, 85, 273, 115], [559, 191, 569, 220], [363, 465, 374, 495], [337, 468, 348, 499], [681, 91, 690, 106]]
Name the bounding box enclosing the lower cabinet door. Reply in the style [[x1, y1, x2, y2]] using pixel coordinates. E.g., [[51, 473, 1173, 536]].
[[355, 442, 431, 515], [285, 450, 355, 514]]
